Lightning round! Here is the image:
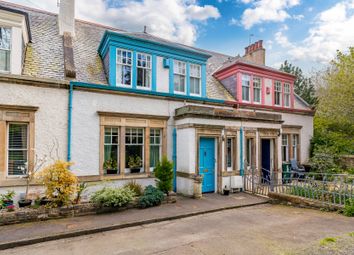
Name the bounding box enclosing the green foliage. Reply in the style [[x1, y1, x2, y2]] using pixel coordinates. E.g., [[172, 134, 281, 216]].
[[103, 158, 117, 170], [280, 60, 317, 105], [138, 185, 165, 209], [90, 187, 134, 207], [310, 147, 341, 174], [75, 182, 88, 204], [310, 48, 354, 173], [123, 180, 143, 196], [154, 156, 174, 194], [343, 199, 354, 217], [320, 237, 337, 246], [128, 156, 142, 169]]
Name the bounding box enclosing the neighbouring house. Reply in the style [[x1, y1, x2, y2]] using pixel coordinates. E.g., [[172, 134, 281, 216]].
[[0, 0, 314, 199]]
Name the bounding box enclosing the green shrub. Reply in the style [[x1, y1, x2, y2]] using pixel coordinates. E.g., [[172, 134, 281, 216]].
[[90, 187, 134, 207], [343, 199, 354, 217], [124, 180, 143, 196], [154, 156, 174, 194], [138, 185, 165, 209]]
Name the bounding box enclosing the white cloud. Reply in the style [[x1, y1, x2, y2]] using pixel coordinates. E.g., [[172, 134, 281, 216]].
[[241, 0, 300, 29], [229, 17, 240, 26], [274, 1, 354, 63], [5, 0, 220, 45], [292, 14, 304, 20]]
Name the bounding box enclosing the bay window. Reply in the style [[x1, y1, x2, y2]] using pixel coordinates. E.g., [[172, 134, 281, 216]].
[[125, 128, 144, 174], [137, 52, 151, 89], [8, 123, 28, 176], [173, 60, 186, 94], [150, 128, 161, 170], [274, 81, 282, 106], [242, 74, 250, 101], [0, 27, 11, 72], [253, 77, 261, 103], [190, 64, 201, 96], [116, 49, 132, 86], [103, 127, 119, 174], [284, 83, 290, 107], [281, 134, 289, 162]]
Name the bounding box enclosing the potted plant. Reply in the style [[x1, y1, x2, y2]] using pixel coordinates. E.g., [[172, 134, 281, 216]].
[[0, 190, 15, 207], [128, 156, 142, 174], [103, 158, 118, 174]]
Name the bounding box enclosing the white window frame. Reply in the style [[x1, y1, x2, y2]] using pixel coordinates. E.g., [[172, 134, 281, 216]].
[[125, 127, 144, 173], [116, 48, 133, 87], [226, 138, 234, 171], [274, 81, 282, 106], [103, 127, 119, 174], [0, 26, 11, 73], [189, 63, 201, 96], [7, 122, 28, 177], [136, 52, 152, 90], [284, 83, 290, 107], [253, 77, 261, 103], [292, 134, 299, 161], [281, 134, 289, 162], [173, 60, 186, 95], [242, 74, 250, 102], [150, 128, 162, 171]]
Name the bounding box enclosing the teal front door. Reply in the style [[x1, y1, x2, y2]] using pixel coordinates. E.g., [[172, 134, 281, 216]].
[[199, 137, 215, 193]]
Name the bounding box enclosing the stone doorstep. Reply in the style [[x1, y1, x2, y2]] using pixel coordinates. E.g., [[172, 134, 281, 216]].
[[0, 195, 177, 226], [268, 192, 344, 211], [0, 199, 269, 251]]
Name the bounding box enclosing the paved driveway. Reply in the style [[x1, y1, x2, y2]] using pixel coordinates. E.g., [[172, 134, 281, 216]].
[[2, 204, 354, 255]]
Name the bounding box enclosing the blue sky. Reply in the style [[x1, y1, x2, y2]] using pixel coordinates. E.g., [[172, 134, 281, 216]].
[[6, 0, 354, 73]]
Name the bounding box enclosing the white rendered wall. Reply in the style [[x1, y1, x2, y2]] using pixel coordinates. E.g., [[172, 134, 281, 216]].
[[281, 112, 313, 163], [10, 27, 23, 75], [176, 128, 195, 173], [156, 56, 169, 93], [0, 83, 68, 164]]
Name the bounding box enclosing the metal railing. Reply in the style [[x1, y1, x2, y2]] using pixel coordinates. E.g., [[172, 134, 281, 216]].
[[244, 167, 354, 206]]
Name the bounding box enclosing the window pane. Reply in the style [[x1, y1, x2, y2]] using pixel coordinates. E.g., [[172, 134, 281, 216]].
[[0, 27, 11, 50], [8, 150, 28, 175], [227, 138, 232, 168], [150, 145, 160, 168], [8, 123, 28, 176], [174, 74, 185, 92], [0, 49, 10, 72], [125, 145, 143, 169], [190, 77, 200, 95]]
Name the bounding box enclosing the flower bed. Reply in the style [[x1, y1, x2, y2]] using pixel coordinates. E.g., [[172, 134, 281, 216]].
[[0, 193, 176, 226]]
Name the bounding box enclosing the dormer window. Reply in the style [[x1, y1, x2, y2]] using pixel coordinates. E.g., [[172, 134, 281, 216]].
[[136, 52, 151, 89], [173, 60, 186, 94], [242, 74, 250, 102], [116, 49, 132, 86], [190, 64, 201, 96], [0, 27, 11, 72], [284, 83, 290, 107]]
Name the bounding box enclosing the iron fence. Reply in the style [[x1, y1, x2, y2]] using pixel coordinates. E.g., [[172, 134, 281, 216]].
[[244, 167, 354, 207]]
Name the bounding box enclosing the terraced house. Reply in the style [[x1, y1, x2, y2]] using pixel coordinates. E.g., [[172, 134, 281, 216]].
[[0, 0, 314, 198]]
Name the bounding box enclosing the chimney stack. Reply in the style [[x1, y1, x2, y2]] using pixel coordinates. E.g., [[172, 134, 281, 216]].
[[243, 40, 265, 65], [58, 0, 75, 36]]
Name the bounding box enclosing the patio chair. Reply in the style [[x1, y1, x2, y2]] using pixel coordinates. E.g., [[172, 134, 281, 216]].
[[290, 159, 305, 179]]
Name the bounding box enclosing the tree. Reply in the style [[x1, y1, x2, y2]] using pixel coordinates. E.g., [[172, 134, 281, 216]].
[[280, 60, 317, 105], [310, 48, 354, 173]]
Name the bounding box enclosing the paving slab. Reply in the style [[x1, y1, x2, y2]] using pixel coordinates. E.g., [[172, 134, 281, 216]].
[[0, 192, 268, 250]]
